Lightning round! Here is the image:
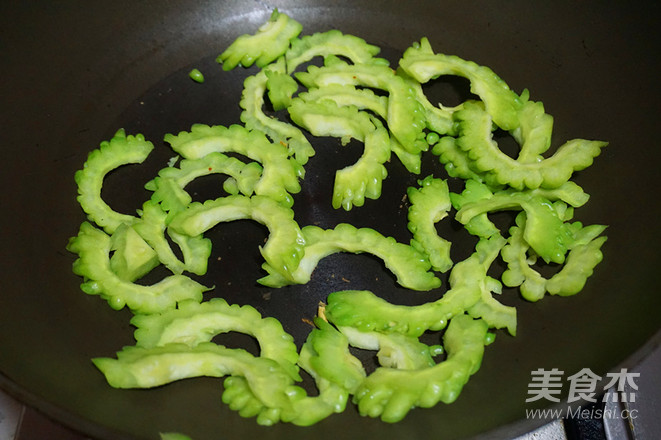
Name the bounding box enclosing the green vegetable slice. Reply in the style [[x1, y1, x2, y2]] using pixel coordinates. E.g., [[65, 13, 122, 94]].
[[167, 194, 305, 284], [324, 234, 505, 336], [240, 64, 315, 168], [453, 179, 589, 264], [164, 123, 301, 207], [510, 98, 554, 163], [453, 101, 607, 190], [217, 9, 303, 70], [302, 318, 367, 393], [295, 60, 427, 154], [296, 84, 388, 117], [131, 200, 211, 276], [285, 29, 385, 73], [294, 84, 421, 174], [407, 175, 453, 273], [337, 325, 438, 370], [290, 338, 351, 425], [74, 128, 154, 234], [264, 60, 299, 110], [108, 222, 160, 282], [130, 298, 300, 380], [93, 342, 298, 426], [431, 98, 562, 185], [260, 223, 440, 291], [145, 152, 263, 218], [67, 222, 209, 314], [188, 68, 204, 83], [288, 98, 390, 210], [399, 37, 523, 130], [221, 371, 348, 427], [222, 317, 359, 427], [352, 314, 489, 423], [466, 275, 517, 336], [501, 212, 607, 301], [432, 135, 487, 183], [397, 68, 456, 136]]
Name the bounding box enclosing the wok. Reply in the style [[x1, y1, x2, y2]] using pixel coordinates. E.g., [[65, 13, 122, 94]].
[[1, 1, 659, 439]]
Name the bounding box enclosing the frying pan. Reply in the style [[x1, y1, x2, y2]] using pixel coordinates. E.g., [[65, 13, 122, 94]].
[[1, 1, 660, 439]]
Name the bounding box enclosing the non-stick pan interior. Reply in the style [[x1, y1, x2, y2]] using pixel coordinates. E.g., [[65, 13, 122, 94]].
[[1, 2, 660, 440]]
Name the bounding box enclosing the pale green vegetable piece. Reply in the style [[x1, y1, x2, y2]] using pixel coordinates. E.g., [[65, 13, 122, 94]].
[[453, 101, 607, 190], [167, 194, 305, 284], [132, 200, 211, 276], [240, 64, 314, 168], [74, 128, 154, 234], [501, 212, 607, 301], [338, 326, 437, 370], [260, 223, 440, 291], [189, 68, 204, 83], [131, 298, 300, 380], [164, 124, 301, 207], [295, 60, 427, 154], [285, 29, 385, 73], [109, 222, 160, 282], [352, 314, 489, 423], [67, 222, 209, 314], [324, 235, 506, 336], [288, 98, 390, 210], [407, 175, 453, 273], [399, 37, 523, 130], [93, 342, 298, 426], [217, 9, 303, 70]]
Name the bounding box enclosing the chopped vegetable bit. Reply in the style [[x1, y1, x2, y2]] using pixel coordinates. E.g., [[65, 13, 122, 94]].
[[188, 68, 205, 83]]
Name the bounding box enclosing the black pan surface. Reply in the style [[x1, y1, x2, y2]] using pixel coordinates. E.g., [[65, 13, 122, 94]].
[[1, 1, 660, 439]]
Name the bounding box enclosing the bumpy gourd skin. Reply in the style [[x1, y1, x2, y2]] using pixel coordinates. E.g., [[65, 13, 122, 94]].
[[295, 60, 428, 155], [324, 234, 506, 336], [145, 152, 263, 215], [399, 37, 523, 131], [351, 314, 489, 423], [288, 98, 391, 210], [95, 295, 354, 427], [501, 212, 607, 301], [218, 317, 360, 426], [259, 223, 440, 291], [398, 68, 456, 137], [93, 342, 298, 425], [452, 179, 592, 264], [294, 83, 423, 174], [164, 124, 301, 208], [264, 61, 299, 111], [240, 64, 315, 169], [284, 29, 385, 73], [167, 194, 306, 285], [407, 175, 453, 273], [131, 200, 212, 276], [216, 9, 303, 70], [75, 129, 154, 234], [130, 298, 300, 380], [401, 38, 607, 191], [67, 222, 209, 314], [453, 102, 607, 190]]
